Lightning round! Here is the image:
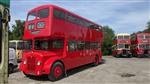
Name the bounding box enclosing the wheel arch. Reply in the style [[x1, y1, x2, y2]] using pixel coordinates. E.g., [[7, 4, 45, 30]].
[[54, 60, 65, 70]]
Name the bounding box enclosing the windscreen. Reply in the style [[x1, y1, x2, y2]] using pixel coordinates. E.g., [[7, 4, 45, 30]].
[[125, 44, 129, 49], [27, 8, 49, 21], [118, 44, 124, 48], [27, 12, 36, 21], [118, 44, 129, 49]]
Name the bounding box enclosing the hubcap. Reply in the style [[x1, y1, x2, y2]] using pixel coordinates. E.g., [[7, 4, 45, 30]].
[[54, 66, 62, 78]]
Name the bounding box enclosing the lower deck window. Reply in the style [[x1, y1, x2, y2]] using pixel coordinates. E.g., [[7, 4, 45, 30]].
[[34, 39, 64, 50], [68, 41, 77, 51], [68, 40, 100, 51], [52, 40, 64, 49], [35, 40, 49, 50]]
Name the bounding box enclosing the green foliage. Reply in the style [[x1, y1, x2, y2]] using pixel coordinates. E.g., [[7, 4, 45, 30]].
[[131, 21, 150, 36], [144, 21, 150, 33], [9, 20, 25, 40], [102, 26, 115, 55]]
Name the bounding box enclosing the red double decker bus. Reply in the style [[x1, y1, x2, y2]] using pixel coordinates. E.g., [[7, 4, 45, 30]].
[[131, 32, 150, 57], [112, 33, 131, 57], [20, 4, 103, 81]]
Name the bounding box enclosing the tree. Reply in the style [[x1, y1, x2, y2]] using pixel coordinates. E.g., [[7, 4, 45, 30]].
[[9, 20, 25, 40], [102, 26, 115, 55], [144, 21, 150, 33]]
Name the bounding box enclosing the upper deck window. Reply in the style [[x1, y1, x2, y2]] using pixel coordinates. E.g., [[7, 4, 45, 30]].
[[54, 9, 65, 19], [118, 36, 124, 40], [138, 35, 144, 39], [145, 35, 150, 38], [37, 8, 49, 19], [28, 12, 36, 21], [53, 9, 100, 31], [117, 36, 129, 40], [124, 36, 129, 39]]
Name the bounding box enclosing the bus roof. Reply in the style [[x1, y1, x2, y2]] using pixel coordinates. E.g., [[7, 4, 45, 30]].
[[115, 33, 130, 36], [9, 40, 23, 42], [28, 4, 100, 27], [136, 32, 150, 36]]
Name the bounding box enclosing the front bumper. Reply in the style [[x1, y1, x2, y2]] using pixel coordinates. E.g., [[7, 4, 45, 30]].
[[20, 63, 46, 76], [137, 54, 150, 58], [117, 53, 132, 57]]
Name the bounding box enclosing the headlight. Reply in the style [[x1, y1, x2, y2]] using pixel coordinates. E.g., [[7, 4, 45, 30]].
[[23, 59, 27, 64], [37, 22, 45, 28], [37, 61, 41, 66]]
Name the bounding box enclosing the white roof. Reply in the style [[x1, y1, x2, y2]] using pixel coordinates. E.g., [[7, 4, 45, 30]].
[[9, 40, 23, 42], [115, 33, 130, 36]]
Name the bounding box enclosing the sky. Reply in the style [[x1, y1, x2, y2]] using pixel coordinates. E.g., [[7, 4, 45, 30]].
[[10, 0, 150, 34]]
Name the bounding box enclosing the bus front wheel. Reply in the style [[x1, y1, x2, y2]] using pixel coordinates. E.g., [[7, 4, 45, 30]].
[[48, 62, 65, 81]]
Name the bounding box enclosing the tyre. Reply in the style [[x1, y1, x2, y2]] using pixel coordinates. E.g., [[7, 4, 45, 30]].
[[23, 72, 33, 78], [48, 62, 65, 81], [115, 55, 120, 58], [94, 55, 99, 66], [9, 64, 14, 74], [128, 54, 132, 58]]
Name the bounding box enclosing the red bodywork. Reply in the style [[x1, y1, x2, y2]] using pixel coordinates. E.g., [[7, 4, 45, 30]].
[[131, 33, 150, 57], [112, 35, 131, 57], [20, 4, 103, 76]]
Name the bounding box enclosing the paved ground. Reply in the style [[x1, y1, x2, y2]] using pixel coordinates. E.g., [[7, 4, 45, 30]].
[[9, 56, 150, 84]]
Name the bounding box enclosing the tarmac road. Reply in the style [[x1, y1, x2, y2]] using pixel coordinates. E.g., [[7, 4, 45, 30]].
[[8, 56, 150, 84]]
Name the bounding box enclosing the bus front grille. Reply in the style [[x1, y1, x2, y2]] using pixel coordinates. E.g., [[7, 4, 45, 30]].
[[123, 50, 127, 54], [27, 56, 36, 71]]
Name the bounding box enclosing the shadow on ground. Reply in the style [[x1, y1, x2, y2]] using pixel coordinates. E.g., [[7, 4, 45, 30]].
[[27, 59, 106, 81]]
